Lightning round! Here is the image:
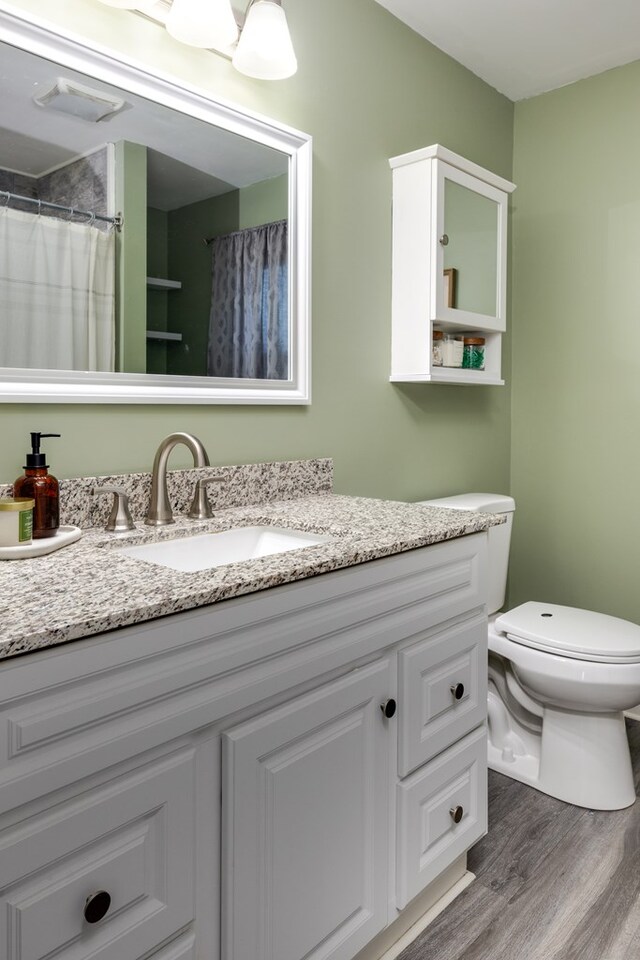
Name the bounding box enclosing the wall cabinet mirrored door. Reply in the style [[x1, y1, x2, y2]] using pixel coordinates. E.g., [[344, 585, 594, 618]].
[[437, 166, 504, 327]]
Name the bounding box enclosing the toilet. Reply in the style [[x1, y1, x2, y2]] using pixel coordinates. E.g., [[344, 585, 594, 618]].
[[419, 493, 640, 810]]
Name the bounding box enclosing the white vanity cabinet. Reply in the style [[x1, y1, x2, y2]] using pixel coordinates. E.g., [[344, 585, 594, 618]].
[[0, 534, 488, 960], [389, 144, 516, 385]]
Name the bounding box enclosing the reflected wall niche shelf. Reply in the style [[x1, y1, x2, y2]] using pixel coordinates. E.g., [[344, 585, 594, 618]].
[[146, 330, 183, 342], [146, 276, 182, 291], [146, 277, 183, 345], [389, 145, 516, 386]]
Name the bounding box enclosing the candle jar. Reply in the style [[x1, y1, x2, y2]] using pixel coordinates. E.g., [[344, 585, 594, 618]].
[[0, 497, 34, 547], [441, 334, 464, 367], [462, 336, 486, 370], [432, 329, 444, 367]]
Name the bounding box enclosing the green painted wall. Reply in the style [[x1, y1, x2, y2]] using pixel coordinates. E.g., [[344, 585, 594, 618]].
[[511, 60, 640, 621], [114, 140, 147, 374], [0, 0, 513, 492], [239, 174, 288, 229]]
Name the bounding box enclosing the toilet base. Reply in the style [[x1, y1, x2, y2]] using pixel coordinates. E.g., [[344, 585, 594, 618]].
[[488, 702, 636, 810]]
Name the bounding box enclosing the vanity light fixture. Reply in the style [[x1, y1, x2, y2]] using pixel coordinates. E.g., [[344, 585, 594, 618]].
[[166, 0, 238, 49], [95, 0, 297, 80], [233, 0, 297, 80], [95, 0, 138, 7]]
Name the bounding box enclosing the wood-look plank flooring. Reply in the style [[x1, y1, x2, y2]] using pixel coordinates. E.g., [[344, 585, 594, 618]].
[[399, 720, 640, 960]]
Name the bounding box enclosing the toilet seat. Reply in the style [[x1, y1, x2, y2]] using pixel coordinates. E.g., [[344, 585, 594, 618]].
[[495, 601, 640, 664]]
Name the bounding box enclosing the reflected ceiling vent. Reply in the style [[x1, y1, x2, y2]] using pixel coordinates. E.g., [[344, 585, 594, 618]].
[[33, 78, 127, 122]]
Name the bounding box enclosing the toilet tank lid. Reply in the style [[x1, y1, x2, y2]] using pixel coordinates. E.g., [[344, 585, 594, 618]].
[[417, 493, 515, 514]]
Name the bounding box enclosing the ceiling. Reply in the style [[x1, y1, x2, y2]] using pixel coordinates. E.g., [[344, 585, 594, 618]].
[[0, 40, 287, 210], [374, 0, 640, 101]]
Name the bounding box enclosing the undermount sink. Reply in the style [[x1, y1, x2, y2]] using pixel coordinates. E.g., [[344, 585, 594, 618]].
[[119, 525, 333, 573]]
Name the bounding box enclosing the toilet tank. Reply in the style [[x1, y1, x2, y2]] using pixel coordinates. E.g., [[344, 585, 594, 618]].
[[416, 493, 515, 615]]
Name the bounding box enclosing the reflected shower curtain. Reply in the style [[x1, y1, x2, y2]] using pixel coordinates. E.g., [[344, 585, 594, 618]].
[[0, 207, 116, 372], [207, 219, 288, 380]]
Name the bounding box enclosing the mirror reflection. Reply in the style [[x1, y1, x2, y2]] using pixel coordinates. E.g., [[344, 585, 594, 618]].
[[444, 178, 498, 316], [0, 41, 290, 381]]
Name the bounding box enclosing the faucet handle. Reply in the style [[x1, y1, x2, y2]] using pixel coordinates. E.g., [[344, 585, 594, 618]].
[[91, 485, 136, 533], [188, 477, 224, 520]]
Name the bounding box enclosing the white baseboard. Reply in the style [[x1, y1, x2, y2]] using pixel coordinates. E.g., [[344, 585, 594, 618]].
[[354, 864, 475, 960], [376, 872, 475, 960]]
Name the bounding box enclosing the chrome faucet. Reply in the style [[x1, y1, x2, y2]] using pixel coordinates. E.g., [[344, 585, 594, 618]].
[[145, 432, 210, 526]]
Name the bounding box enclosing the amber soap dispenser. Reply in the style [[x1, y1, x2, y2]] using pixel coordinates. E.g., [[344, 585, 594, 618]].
[[14, 433, 61, 539]]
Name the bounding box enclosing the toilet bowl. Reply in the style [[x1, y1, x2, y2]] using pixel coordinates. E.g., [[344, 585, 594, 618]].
[[419, 493, 640, 810], [489, 603, 640, 808]]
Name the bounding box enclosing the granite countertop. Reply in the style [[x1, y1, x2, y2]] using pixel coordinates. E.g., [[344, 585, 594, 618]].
[[0, 493, 502, 661]]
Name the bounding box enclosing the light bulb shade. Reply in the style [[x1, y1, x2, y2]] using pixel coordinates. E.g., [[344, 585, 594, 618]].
[[166, 0, 239, 49], [96, 0, 138, 8], [232, 1, 297, 80]]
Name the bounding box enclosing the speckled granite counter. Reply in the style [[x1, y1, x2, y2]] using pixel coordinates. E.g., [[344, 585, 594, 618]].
[[0, 493, 502, 662]]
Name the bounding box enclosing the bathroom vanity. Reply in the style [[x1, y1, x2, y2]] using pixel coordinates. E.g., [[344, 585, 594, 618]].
[[0, 478, 495, 960]]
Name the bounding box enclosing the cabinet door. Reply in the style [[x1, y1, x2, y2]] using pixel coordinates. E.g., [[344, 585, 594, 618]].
[[221, 659, 393, 960], [434, 160, 508, 332], [0, 748, 195, 960]]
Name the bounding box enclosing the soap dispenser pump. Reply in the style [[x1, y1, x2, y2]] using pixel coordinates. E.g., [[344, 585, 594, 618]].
[[14, 432, 61, 539]]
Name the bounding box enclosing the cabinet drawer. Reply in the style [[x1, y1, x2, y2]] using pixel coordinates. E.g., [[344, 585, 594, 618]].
[[396, 726, 487, 909], [398, 614, 487, 777], [0, 748, 195, 960]]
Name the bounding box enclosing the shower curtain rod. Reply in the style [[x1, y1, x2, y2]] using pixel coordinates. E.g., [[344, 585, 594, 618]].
[[0, 190, 123, 231], [203, 218, 287, 245]]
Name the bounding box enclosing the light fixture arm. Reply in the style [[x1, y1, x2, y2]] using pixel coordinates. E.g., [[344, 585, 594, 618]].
[[99, 0, 297, 79], [237, 0, 285, 33]]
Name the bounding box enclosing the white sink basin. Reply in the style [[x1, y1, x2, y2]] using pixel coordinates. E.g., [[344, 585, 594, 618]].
[[119, 525, 333, 572]]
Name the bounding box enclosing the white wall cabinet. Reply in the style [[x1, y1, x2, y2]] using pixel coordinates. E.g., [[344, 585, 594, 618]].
[[0, 535, 489, 960], [389, 144, 516, 385]]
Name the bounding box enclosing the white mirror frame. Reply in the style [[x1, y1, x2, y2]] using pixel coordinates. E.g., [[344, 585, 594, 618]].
[[0, 3, 311, 404]]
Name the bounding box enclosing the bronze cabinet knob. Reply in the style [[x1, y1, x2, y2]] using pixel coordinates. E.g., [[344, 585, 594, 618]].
[[84, 890, 111, 924], [380, 698, 397, 719]]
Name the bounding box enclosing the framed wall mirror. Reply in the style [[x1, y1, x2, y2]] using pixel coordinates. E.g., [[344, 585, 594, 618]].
[[0, 6, 311, 403]]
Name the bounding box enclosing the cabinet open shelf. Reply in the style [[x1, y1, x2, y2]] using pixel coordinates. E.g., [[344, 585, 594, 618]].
[[390, 371, 505, 385]]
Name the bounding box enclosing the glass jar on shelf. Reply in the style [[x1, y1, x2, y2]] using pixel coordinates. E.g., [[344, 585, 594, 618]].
[[441, 334, 464, 367], [432, 329, 444, 366], [462, 336, 485, 370]]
